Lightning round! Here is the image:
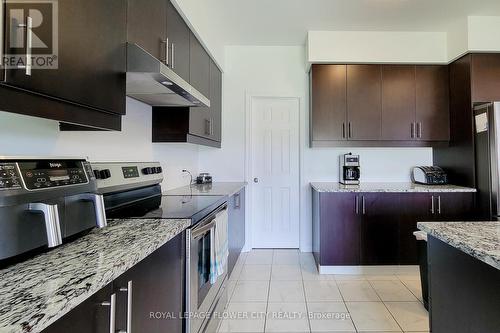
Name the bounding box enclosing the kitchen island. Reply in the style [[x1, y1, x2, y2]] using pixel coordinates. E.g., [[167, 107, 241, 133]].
[[0, 218, 189, 333], [417, 222, 500, 333]]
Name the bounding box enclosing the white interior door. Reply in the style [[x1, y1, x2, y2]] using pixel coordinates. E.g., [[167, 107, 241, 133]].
[[251, 97, 300, 248]]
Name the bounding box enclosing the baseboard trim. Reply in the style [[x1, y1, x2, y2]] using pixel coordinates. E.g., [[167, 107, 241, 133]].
[[318, 265, 419, 275]]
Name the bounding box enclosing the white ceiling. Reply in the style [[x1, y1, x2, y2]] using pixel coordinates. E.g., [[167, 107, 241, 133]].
[[203, 0, 500, 45]]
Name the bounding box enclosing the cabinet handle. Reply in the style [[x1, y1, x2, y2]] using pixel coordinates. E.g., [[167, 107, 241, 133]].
[[234, 193, 241, 209], [342, 123, 346, 139], [437, 196, 441, 215], [161, 38, 169, 65], [101, 293, 117, 333], [417, 122, 422, 139], [431, 195, 435, 214], [355, 196, 359, 214], [348, 122, 352, 138], [17, 16, 33, 75], [171, 43, 175, 69], [362, 196, 365, 215], [205, 118, 211, 135], [210, 118, 214, 136], [411, 123, 415, 139]]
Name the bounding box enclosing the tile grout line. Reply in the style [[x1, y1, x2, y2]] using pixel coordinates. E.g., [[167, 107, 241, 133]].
[[366, 279, 405, 333], [263, 249, 274, 333], [332, 273, 359, 333], [299, 254, 313, 333]]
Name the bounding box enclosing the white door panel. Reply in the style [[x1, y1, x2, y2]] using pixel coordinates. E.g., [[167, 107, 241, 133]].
[[251, 97, 300, 248]]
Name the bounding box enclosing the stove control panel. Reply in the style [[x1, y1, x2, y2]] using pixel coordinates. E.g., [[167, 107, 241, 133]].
[[91, 162, 164, 193], [0, 163, 22, 190], [18, 160, 89, 190]]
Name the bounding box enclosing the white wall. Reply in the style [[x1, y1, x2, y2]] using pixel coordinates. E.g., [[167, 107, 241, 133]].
[[0, 98, 199, 191], [307, 31, 448, 65], [199, 45, 433, 252], [468, 16, 500, 52]]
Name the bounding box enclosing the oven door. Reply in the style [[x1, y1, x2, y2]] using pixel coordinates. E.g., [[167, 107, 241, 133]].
[[187, 212, 227, 333]]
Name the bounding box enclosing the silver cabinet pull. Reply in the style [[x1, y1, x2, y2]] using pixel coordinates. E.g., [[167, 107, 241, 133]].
[[417, 122, 422, 139], [362, 196, 366, 215], [210, 118, 214, 136], [342, 123, 345, 139], [123, 281, 133, 333], [348, 122, 352, 138], [355, 196, 359, 214], [234, 193, 241, 209], [17, 16, 33, 75], [437, 196, 441, 215], [101, 293, 117, 333], [431, 195, 435, 214], [161, 38, 169, 65], [171, 43, 175, 69], [28, 203, 62, 248], [74, 193, 107, 228], [411, 123, 415, 139]]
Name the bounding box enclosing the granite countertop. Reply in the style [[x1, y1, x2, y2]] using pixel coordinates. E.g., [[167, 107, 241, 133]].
[[0, 218, 190, 333], [164, 182, 247, 197], [311, 182, 477, 193], [418, 222, 500, 270]]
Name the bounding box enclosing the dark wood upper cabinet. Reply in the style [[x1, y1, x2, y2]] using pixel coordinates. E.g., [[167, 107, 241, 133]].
[[2, 0, 127, 116], [471, 53, 500, 102], [166, 0, 190, 82], [127, 0, 167, 62], [416, 65, 450, 141], [310, 64, 347, 142], [189, 32, 210, 97], [347, 65, 382, 140], [381, 65, 416, 141]]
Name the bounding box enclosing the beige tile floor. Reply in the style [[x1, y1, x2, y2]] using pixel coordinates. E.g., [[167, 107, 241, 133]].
[[218, 249, 429, 333]]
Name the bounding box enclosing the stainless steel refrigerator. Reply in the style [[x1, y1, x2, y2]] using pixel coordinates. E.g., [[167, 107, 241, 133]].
[[474, 102, 500, 220]]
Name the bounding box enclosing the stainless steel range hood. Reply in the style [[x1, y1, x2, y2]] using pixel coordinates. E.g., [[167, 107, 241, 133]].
[[126, 43, 210, 108]]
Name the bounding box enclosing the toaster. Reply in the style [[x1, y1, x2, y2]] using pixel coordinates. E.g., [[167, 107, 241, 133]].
[[196, 173, 212, 184], [411, 166, 448, 185]]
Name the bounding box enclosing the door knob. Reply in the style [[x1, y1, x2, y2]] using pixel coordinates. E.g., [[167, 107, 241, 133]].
[[254, 178, 259, 183]]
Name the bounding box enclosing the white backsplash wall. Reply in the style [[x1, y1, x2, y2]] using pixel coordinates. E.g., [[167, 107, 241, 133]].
[[0, 98, 199, 191]]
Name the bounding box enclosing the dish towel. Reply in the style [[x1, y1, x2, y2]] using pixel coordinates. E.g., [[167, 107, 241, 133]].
[[210, 208, 229, 284]]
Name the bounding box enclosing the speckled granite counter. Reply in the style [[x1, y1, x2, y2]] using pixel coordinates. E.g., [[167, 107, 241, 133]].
[[418, 222, 500, 270], [0, 218, 190, 333], [164, 182, 247, 196], [311, 182, 476, 193]]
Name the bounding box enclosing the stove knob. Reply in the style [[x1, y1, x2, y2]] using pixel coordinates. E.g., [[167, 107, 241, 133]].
[[99, 169, 111, 180], [93, 170, 101, 179], [142, 167, 153, 175], [155, 166, 162, 174]]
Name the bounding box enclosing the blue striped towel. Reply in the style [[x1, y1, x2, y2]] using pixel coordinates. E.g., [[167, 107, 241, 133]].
[[210, 208, 228, 284]]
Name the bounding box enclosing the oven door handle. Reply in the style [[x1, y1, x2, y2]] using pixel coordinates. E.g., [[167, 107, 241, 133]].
[[192, 220, 216, 238]]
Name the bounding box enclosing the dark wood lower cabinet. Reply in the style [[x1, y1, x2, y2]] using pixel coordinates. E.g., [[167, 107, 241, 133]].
[[313, 190, 475, 266], [42, 284, 114, 333], [42, 233, 185, 333], [228, 188, 246, 277], [360, 194, 399, 265]]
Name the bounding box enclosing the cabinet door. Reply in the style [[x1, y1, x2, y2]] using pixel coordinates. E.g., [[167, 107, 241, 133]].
[[347, 65, 382, 140], [0, 0, 4, 82], [114, 233, 184, 333], [416, 66, 450, 141], [228, 188, 246, 277], [311, 65, 347, 141], [4, 0, 126, 115], [128, 0, 167, 62], [189, 32, 210, 97], [433, 193, 475, 221], [381, 65, 416, 140], [360, 193, 400, 265], [42, 284, 114, 333], [399, 193, 433, 264], [210, 60, 222, 142], [319, 193, 360, 265], [166, 0, 190, 82]]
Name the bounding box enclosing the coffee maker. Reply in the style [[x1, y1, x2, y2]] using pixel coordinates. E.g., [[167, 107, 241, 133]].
[[0, 157, 107, 267], [339, 153, 360, 185]]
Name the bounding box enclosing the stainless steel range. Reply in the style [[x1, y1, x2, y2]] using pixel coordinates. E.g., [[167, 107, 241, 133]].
[[0, 157, 106, 267], [92, 161, 229, 333]]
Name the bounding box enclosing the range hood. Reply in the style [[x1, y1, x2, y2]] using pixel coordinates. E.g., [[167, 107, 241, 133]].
[[126, 43, 210, 108]]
